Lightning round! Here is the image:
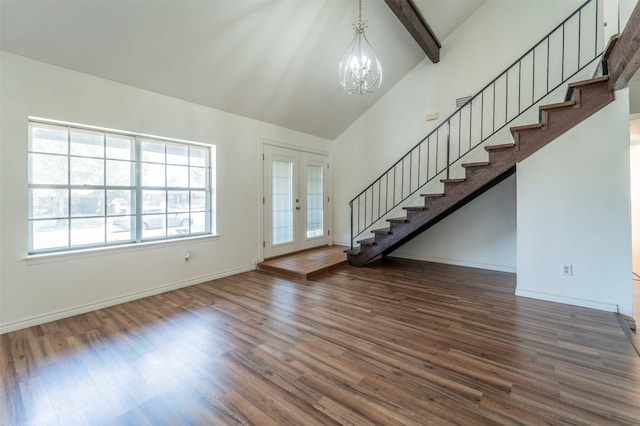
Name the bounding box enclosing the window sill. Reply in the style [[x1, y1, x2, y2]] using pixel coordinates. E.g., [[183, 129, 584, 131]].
[[24, 234, 221, 266]]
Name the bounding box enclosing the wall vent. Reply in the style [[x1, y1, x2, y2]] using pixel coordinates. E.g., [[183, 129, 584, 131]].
[[456, 96, 472, 108]]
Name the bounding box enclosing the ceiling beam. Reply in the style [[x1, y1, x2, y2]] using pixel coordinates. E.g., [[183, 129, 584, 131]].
[[608, 0, 640, 90], [384, 0, 441, 63]]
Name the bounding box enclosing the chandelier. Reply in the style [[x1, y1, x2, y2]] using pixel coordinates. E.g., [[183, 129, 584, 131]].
[[339, 0, 382, 95]]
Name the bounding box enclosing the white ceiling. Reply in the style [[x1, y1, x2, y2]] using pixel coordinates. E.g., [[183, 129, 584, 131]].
[[0, 0, 486, 140]]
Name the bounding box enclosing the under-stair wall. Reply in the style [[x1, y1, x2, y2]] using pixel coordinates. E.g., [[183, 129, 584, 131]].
[[517, 89, 632, 317], [334, 0, 587, 262], [391, 175, 517, 272]]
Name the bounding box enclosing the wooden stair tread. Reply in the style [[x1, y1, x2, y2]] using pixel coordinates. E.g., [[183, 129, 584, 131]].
[[403, 206, 428, 211], [344, 248, 360, 255], [485, 143, 515, 151], [567, 75, 609, 88], [440, 178, 465, 183], [371, 227, 392, 235], [421, 193, 445, 198], [566, 76, 610, 101], [540, 100, 576, 111], [387, 217, 409, 223], [462, 161, 490, 168], [510, 123, 544, 133], [356, 237, 377, 246]]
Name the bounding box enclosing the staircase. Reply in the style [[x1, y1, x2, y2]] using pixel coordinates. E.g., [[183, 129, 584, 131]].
[[345, 0, 613, 266], [346, 75, 614, 266]]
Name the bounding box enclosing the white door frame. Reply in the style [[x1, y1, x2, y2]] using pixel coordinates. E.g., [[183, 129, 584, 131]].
[[260, 139, 332, 261]]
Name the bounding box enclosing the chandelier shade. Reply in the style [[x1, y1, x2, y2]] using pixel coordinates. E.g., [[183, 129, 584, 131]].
[[339, 0, 382, 95]]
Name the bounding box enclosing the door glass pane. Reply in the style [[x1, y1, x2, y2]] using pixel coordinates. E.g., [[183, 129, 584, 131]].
[[272, 159, 293, 245], [306, 165, 323, 238]]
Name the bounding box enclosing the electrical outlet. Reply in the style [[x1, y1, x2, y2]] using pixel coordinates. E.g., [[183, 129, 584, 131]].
[[561, 264, 572, 277]]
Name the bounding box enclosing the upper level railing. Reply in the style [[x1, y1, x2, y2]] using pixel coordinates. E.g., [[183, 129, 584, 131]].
[[349, 0, 603, 249]]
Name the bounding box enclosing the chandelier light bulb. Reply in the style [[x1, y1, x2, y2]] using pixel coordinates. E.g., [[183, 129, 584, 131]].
[[339, 0, 382, 95]]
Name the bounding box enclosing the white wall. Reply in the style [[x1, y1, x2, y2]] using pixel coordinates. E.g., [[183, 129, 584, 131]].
[[631, 136, 640, 276], [603, 0, 637, 40], [391, 175, 517, 272], [517, 90, 633, 316], [333, 0, 583, 265], [0, 52, 332, 333]]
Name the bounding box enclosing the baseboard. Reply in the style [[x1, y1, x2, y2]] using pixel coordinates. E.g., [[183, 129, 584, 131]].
[[389, 253, 517, 273], [515, 288, 619, 313], [0, 264, 255, 334], [332, 241, 350, 248]]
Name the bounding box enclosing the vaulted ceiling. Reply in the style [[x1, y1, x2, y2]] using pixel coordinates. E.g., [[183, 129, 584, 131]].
[[0, 0, 486, 139]]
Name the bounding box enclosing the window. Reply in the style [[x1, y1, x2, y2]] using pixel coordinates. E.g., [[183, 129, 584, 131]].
[[28, 120, 215, 254]]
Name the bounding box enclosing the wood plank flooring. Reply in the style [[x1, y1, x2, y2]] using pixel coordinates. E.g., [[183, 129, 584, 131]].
[[2, 258, 640, 425]]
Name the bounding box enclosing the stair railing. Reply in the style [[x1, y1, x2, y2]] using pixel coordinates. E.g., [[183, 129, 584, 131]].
[[349, 0, 602, 249]]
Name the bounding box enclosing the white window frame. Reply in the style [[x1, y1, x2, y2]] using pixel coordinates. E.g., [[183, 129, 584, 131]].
[[27, 118, 215, 255]]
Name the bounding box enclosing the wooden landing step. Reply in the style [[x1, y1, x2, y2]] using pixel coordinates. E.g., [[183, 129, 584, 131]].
[[257, 245, 347, 280]]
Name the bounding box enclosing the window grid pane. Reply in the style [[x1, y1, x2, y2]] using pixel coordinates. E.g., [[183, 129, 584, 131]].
[[30, 124, 68, 155], [28, 121, 213, 254], [106, 135, 134, 160], [106, 160, 134, 186], [70, 157, 104, 186], [70, 129, 104, 158], [29, 153, 68, 185]]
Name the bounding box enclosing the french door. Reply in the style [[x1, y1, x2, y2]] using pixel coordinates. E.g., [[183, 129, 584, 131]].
[[263, 145, 329, 258]]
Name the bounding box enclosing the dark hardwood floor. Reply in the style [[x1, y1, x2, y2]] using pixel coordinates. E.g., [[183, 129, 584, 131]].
[[2, 258, 639, 425]]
